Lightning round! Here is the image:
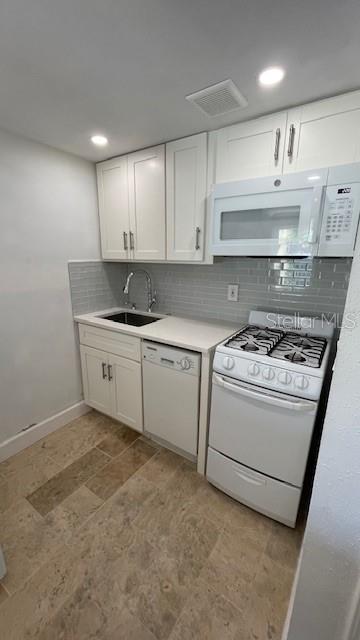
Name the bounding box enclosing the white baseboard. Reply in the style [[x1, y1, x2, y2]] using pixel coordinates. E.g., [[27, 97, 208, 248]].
[[0, 401, 91, 462]]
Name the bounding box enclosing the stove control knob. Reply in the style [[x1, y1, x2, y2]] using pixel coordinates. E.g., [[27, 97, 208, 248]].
[[278, 371, 292, 385], [262, 367, 275, 381], [223, 356, 235, 371], [180, 357, 191, 370], [295, 375, 309, 390], [248, 363, 260, 377]]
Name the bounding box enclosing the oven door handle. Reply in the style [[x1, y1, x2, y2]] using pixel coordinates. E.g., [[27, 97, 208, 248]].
[[213, 373, 315, 412]]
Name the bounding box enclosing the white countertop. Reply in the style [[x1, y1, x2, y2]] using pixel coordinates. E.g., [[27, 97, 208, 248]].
[[74, 307, 239, 353]]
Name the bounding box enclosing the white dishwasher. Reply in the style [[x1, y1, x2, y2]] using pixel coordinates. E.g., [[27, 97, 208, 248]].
[[142, 341, 201, 459]]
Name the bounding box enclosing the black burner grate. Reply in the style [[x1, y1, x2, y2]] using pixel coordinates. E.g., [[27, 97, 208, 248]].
[[225, 326, 327, 368]]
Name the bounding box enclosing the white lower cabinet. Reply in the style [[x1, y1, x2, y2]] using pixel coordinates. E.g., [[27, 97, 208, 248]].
[[80, 346, 112, 415], [109, 353, 143, 431], [80, 344, 143, 432]]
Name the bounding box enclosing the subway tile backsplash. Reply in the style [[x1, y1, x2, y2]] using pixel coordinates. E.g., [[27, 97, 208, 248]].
[[68, 260, 127, 315], [68, 257, 352, 324]]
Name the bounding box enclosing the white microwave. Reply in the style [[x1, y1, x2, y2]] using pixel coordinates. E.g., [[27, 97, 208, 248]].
[[211, 163, 360, 257]]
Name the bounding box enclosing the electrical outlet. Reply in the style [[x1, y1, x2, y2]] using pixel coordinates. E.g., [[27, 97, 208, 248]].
[[227, 284, 239, 301]]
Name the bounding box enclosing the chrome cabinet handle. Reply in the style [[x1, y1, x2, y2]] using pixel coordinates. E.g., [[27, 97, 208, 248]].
[[287, 124, 295, 157], [130, 231, 135, 250], [195, 226, 201, 250], [123, 231, 128, 251], [274, 128, 281, 161], [107, 364, 113, 381], [102, 362, 107, 380]]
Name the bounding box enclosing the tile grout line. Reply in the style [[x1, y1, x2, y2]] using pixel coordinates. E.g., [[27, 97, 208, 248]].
[[61, 446, 163, 548], [0, 582, 11, 597]]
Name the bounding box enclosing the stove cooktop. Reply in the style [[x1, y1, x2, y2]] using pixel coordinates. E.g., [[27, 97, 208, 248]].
[[224, 325, 327, 368], [225, 325, 284, 355], [270, 332, 327, 368]]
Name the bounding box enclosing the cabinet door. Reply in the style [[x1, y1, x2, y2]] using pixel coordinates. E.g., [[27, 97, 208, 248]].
[[284, 91, 360, 173], [80, 346, 111, 415], [215, 112, 287, 183], [128, 145, 166, 261], [97, 157, 130, 260], [109, 354, 143, 432], [166, 133, 207, 261]]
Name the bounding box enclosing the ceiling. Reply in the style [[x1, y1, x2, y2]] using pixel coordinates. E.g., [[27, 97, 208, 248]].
[[1, 0, 360, 161]]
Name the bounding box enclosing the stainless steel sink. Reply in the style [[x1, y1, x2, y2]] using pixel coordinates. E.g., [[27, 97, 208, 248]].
[[102, 311, 161, 327]]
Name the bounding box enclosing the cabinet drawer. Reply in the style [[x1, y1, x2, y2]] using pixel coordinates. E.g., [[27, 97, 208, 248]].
[[78, 323, 141, 362], [207, 447, 300, 527]]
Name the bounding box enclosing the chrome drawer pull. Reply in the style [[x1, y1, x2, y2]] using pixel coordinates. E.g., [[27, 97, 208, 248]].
[[287, 124, 295, 157], [123, 231, 128, 251], [130, 231, 135, 250], [274, 128, 281, 161], [195, 226, 201, 250]]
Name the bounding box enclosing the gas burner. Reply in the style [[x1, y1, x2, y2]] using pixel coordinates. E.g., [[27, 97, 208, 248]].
[[270, 332, 327, 368], [284, 352, 306, 363], [225, 325, 284, 355], [286, 336, 314, 348], [243, 343, 260, 352]]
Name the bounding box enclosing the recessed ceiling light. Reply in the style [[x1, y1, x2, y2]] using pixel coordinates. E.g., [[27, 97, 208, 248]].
[[90, 134, 108, 147], [258, 67, 285, 87]]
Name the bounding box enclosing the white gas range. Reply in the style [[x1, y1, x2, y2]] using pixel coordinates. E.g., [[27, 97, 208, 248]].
[[207, 310, 334, 527]]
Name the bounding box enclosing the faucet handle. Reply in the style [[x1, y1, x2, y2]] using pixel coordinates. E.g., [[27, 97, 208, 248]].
[[149, 290, 157, 312]]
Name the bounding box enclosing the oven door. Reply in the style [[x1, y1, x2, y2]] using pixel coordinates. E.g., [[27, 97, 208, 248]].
[[212, 172, 326, 256], [209, 373, 317, 487]]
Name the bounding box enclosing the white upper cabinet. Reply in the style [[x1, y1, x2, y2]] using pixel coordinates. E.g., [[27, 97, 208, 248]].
[[128, 145, 166, 261], [284, 91, 360, 173], [166, 133, 207, 261], [96, 90, 360, 263], [214, 112, 287, 183], [96, 157, 130, 260]]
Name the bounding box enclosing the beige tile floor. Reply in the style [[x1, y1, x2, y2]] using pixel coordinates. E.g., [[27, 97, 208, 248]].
[[0, 410, 303, 639]]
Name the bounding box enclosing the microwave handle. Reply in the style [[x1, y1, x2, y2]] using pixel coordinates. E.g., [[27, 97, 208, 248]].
[[308, 185, 325, 244], [308, 218, 317, 244]]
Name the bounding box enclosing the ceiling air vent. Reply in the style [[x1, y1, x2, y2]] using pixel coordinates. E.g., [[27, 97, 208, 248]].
[[186, 79, 248, 117]]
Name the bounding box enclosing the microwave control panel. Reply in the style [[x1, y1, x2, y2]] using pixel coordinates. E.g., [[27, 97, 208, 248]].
[[318, 183, 360, 257]]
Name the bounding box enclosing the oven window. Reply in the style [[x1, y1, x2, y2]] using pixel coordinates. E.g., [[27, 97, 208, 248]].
[[220, 206, 301, 241]]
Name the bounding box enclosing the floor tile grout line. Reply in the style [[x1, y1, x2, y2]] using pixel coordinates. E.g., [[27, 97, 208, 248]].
[[0, 582, 11, 597], [62, 458, 163, 549], [138, 512, 223, 640], [3, 464, 163, 598], [0, 539, 70, 598], [24, 447, 116, 518], [94, 446, 113, 459], [95, 434, 142, 460], [83, 437, 159, 494], [24, 440, 162, 552], [196, 571, 255, 618], [129, 446, 184, 484]]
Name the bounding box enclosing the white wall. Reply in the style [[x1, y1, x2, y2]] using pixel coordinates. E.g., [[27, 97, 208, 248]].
[[0, 128, 100, 445], [285, 237, 360, 639]]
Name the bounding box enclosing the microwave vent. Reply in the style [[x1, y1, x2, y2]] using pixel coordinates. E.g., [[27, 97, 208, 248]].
[[186, 79, 248, 117]]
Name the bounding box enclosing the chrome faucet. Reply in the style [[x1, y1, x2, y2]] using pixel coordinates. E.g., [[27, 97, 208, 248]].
[[123, 269, 157, 312]]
